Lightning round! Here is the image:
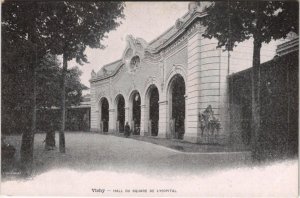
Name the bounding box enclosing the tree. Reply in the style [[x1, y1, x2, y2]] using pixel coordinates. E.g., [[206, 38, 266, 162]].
[[2, 43, 87, 172], [38, 1, 125, 153], [201, 1, 298, 160], [2, 31, 36, 136], [36, 55, 88, 110], [2, 1, 98, 173], [2, 3, 125, 172], [35, 54, 87, 148], [2, 1, 49, 175]]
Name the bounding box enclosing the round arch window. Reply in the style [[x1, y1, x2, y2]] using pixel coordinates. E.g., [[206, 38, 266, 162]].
[[129, 56, 140, 72]]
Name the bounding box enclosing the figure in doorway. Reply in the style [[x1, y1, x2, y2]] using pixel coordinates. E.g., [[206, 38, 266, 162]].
[[124, 122, 131, 138]]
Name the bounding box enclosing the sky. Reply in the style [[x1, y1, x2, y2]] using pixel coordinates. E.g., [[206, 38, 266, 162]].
[[69, 2, 285, 90], [69, 2, 190, 89]]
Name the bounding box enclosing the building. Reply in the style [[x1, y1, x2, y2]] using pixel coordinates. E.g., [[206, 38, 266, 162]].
[[36, 93, 91, 132], [66, 94, 91, 131], [90, 2, 230, 144], [89, 2, 284, 144]]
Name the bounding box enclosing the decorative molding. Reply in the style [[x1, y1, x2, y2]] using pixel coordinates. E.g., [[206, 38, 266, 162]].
[[143, 76, 161, 103], [186, 20, 203, 37], [127, 86, 141, 102], [158, 100, 168, 104], [144, 76, 158, 90], [147, 20, 202, 59], [113, 92, 126, 108], [159, 61, 165, 91], [148, 15, 205, 55], [91, 70, 96, 78], [90, 9, 206, 84], [122, 35, 148, 74], [96, 90, 106, 100], [90, 63, 124, 83], [144, 51, 162, 63], [164, 64, 187, 92], [175, 18, 184, 29], [96, 95, 111, 111], [92, 79, 110, 87], [163, 37, 188, 56]]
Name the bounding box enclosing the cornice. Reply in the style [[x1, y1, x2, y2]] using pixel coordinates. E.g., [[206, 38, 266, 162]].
[[90, 9, 208, 84], [90, 63, 124, 83], [147, 11, 207, 54]]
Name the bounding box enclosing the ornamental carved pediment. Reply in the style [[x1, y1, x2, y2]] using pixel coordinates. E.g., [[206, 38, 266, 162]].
[[122, 35, 148, 74]]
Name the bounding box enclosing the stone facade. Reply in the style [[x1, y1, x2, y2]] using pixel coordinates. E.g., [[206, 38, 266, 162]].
[[90, 2, 231, 144]]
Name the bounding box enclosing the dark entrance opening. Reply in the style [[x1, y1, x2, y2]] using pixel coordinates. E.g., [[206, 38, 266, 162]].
[[149, 86, 159, 136], [117, 95, 125, 132], [171, 75, 185, 139], [101, 98, 109, 132], [132, 92, 141, 135]]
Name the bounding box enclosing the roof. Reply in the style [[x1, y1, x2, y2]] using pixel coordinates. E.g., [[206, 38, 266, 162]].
[[276, 37, 299, 56], [147, 12, 191, 50], [96, 59, 123, 76], [90, 2, 209, 83]]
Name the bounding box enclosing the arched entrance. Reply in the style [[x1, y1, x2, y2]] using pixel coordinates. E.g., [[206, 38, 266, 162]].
[[129, 91, 141, 135], [168, 74, 185, 139], [115, 94, 125, 133], [145, 85, 159, 136], [99, 97, 109, 132]]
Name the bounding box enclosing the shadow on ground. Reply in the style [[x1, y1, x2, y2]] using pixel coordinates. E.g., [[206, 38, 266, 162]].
[[3, 132, 252, 180]]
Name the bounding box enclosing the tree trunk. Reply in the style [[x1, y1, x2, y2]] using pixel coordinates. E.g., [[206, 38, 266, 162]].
[[59, 53, 67, 153], [251, 38, 262, 161], [20, 51, 36, 176]]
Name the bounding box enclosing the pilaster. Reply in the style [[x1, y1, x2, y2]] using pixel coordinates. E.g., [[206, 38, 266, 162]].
[[158, 100, 168, 138], [109, 109, 115, 133], [185, 31, 202, 143], [140, 105, 146, 136], [125, 107, 130, 125]]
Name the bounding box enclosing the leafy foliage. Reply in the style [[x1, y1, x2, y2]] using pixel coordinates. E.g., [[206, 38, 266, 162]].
[[36, 54, 88, 109], [2, 52, 87, 134], [2, 1, 125, 156], [201, 1, 299, 51], [37, 1, 125, 63], [201, 1, 298, 160]]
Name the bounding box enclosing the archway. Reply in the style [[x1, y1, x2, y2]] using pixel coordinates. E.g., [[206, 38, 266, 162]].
[[100, 97, 109, 132], [115, 94, 125, 133], [129, 91, 141, 135], [145, 85, 159, 136], [168, 74, 185, 139]]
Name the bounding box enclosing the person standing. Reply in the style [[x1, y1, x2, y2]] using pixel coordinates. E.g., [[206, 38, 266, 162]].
[[124, 122, 130, 138]]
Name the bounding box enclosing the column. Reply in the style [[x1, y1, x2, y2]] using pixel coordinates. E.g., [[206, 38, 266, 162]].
[[90, 87, 100, 131], [185, 31, 229, 144], [125, 107, 130, 125], [185, 31, 202, 143], [109, 109, 115, 133], [158, 100, 168, 138], [140, 105, 146, 136]]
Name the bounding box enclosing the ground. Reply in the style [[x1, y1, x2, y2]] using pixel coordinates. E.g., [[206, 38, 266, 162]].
[[1, 132, 298, 197]]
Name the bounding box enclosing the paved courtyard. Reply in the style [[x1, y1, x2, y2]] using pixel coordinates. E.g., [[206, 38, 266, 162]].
[[4, 132, 251, 176], [1, 132, 297, 197]]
